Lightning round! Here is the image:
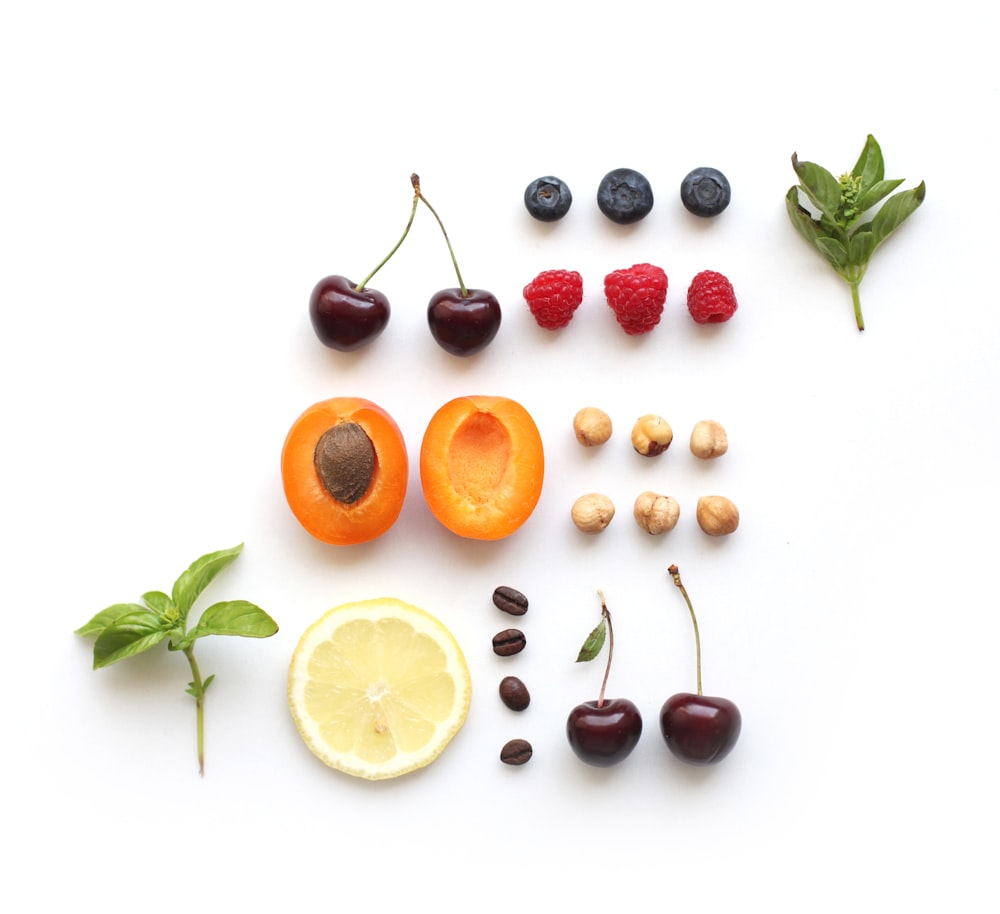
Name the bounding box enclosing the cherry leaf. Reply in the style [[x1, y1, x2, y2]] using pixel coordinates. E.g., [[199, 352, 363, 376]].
[[576, 618, 607, 663]]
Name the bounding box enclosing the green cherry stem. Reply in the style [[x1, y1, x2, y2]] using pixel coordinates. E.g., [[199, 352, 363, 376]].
[[596, 589, 614, 708], [355, 180, 420, 292], [412, 172, 469, 297], [668, 565, 702, 696]]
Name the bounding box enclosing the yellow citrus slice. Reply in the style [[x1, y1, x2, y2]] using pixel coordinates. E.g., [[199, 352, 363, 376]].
[[288, 597, 472, 780]]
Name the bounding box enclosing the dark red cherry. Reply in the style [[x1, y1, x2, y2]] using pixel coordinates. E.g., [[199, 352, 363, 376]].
[[659, 692, 741, 766], [427, 287, 501, 356], [566, 698, 643, 767], [309, 274, 390, 352]]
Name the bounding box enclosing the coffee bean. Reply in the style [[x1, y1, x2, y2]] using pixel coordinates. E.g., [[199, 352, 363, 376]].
[[500, 738, 533, 766], [493, 585, 529, 616], [492, 628, 526, 656], [498, 676, 531, 711]]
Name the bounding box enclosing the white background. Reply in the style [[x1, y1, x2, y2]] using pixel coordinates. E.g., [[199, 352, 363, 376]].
[[3, 1, 997, 910]]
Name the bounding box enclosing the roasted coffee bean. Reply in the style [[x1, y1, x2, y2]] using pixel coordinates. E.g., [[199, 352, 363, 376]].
[[498, 675, 531, 711], [492, 585, 529, 616], [492, 628, 526, 656], [500, 738, 533, 766]]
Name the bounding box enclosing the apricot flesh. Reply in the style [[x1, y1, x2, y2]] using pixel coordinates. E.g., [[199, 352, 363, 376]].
[[420, 396, 544, 540], [281, 397, 408, 545]]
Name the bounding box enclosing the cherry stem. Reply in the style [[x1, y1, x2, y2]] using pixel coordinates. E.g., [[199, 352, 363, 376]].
[[356, 180, 420, 291], [596, 589, 614, 708], [668, 565, 703, 696], [411, 172, 469, 297]]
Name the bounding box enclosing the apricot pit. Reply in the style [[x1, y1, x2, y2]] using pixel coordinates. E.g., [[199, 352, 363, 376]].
[[313, 422, 376, 504]]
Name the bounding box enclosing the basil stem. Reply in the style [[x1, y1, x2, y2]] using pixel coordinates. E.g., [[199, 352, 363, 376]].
[[76, 543, 278, 775]]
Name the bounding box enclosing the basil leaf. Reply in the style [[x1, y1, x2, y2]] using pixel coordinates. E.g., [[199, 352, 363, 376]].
[[92, 610, 172, 668], [171, 544, 243, 620], [188, 600, 279, 640], [818, 212, 843, 236], [187, 674, 215, 698], [75, 603, 146, 639], [849, 230, 876, 268], [785, 189, 829, 248], [851, 134, 885, 192], [142, 590, 175, 615], [854, 178, 905, 217], [871, 182, 926, 250], [814, 236, 849, 270], [575, 618, 607, 663], [792, 155, 842, 217]]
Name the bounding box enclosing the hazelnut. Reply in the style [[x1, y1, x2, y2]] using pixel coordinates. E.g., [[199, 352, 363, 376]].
[[690, 420, 729, 459], [696, 495, 740, 536], [571, 493, 615, 533], [633, 491, 680, 535], [631, 414, 673, 457], [573, 407, 613, 447]]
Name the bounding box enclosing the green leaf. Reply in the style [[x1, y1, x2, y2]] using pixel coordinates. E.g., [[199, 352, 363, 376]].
[[142, 590, 174, 615], [92, 610, 172, 668], [854, 178, 905, 217], [75, 603, 146, 638], [871, 182, 926, 250], [849, 230, 876, 268], [818, 212, 843, 237], [185, 674, 214, 699], [188, 600, 279, 640], [575, 618, 607, 663], [786, 188, 830, 248], [851, 135, 885, 192], [815, 235, 850, 270], [792, 155, 842, 217], [171, 544, 244, 620]]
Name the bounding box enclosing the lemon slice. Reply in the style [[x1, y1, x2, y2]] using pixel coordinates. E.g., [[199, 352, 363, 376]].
[[288, 597, 472, 779]]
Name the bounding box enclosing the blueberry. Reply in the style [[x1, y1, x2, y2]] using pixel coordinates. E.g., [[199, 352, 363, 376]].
[[680, 167, 731, 217], [596, 168, 654, 224], [524, 176, 573, 222]]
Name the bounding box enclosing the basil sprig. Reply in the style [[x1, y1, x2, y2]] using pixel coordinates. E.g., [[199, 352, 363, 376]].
[[76, 543, 278, 775], [785, 134, 925, 331]]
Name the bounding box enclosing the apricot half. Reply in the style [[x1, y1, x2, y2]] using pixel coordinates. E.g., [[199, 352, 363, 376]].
[[281, 397, 408, 545], [420, 396, 544, 540]]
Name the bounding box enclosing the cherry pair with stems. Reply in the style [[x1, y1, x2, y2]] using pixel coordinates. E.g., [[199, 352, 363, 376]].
[[310, 174, 501, 356], [567, 565, 742, 767]]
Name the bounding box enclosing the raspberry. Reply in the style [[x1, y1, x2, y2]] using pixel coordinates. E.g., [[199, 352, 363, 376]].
[[523, 269, 584, 330], [686, 270, 738, 324], [603, 263, 668, 335]]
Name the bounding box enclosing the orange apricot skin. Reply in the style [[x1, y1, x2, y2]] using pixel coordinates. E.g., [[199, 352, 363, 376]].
[[281, 397, 408, 546], [420, 395, 545, 541]]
